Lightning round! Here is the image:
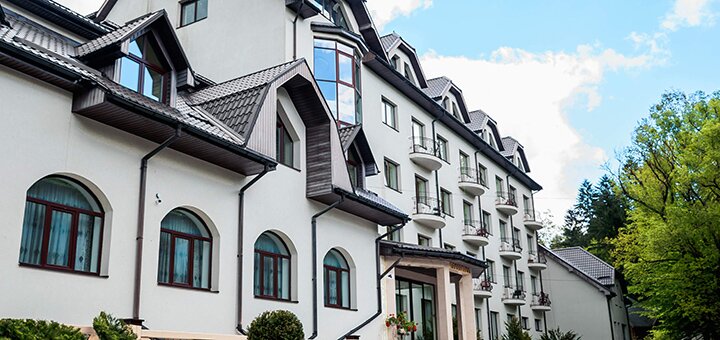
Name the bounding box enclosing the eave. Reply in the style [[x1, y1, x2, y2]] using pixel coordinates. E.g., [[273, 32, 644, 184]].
[[380, 240, 487, 278]]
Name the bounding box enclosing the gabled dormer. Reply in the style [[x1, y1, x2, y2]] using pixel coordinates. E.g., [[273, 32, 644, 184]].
[[75, 10, 194, 104], [467, 109, 504, 152], [423, 76, 470, 123], [380, 32, 428, 88], [338, 125, 378, 189], [501, 136, 530, 173]]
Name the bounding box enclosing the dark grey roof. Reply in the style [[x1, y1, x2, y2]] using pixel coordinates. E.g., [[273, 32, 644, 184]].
[[184, 59, 303, 139], [2, 8, 79, 56], [379, 240, 487, 277], [76, 11, 159, 57], [501, 136, 518, 157], [4, 0, 110, 38], [338, 125, 361, 149], [354, 188, 405, 218], [1, 4, 11, 26], [553, 247, 616, 286], [423, 76, 451, 99], [467, 109, 488, 132], [380, 32, 400, 52]]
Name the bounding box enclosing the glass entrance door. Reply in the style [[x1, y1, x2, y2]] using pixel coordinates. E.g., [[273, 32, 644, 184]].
[[396, 278, 436, 340]]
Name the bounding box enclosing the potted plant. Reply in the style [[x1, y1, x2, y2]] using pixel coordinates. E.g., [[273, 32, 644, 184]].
[[385, 312, 417, 338]]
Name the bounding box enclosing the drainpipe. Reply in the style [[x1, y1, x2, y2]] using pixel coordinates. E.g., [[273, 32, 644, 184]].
[[236, 165, 271, 334], [339, 222, 407, 340], [132, 127, 182, 323], [292, 0, 304, 61], [482, 246, 491, 340], [309, 196, 345, 339], [431, 116, 442, 246], [606, 295, 616, 340], [539, 270, 547, 335], [514, 259, 522, 320]]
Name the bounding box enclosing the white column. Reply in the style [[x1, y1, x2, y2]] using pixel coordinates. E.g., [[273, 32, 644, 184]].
[[458, 273, 477, 340], [436, 266, 454, 339]]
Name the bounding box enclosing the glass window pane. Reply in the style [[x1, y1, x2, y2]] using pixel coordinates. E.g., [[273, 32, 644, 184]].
[[337, 42, 353, 55], [314, 39, 335, 48], [74, 214, 100, 272], [27, 178, 98, 211], [196, 0, 208, 20], [158, 232, 171, 283], [318, 81, 337, 117], [341, 270, 350, 308], [314, 48, 337, 81], [253, 252, 260, 295], [46, 210, 72, 267], [19, 202, 46, 265], [282, 126, 293, 166], [143, 67, 164, 101], [262, 256, 274, 296], [173, 238, 190, 284], [338, 53, 353, 84], [193, 240, 210, 288], [128, 39, 142, 57], [327, 269, 337, 305], [119, 57, 140, 92], [161, 210, 207, 237], [337, 84, 355, 125], [181, 2, 196, 26], [279, 257, 290, 300]]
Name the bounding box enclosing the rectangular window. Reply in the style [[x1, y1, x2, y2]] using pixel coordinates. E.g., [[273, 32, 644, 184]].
[[512, 228, 521, 245], [382, 98, 397, 129], [482, 210, 491, 233], [487, 260, 495, 282], [531, 275, 538, 294], [384, 158, 400, 191], [527, 235, 534, 253], [510, 186, 517, 203], [436, 135, 448, 161], [523, 195, 530, 212], [499, 220, 507, 239], [411, 119, 426, 151], [478, 164, 488, 186], [475, 308, 482, 335], [180, 0, 208, 26], [415, 176, 428, 199], [503, 265, 511, 288], [535, 319, 542, 332], [387, 226, 401, 242], [444, 243, 455, 250], [490, 312, 499, 340], [462, 201, 473, 222], [459, 151, 469, 169], [440, 188, 452, 216], [522, 317, 529, 330], [276, 117, 294, 167], [518, 271, 525, 291], [418, 234, 431, 247], [495, 176, 504, 195]]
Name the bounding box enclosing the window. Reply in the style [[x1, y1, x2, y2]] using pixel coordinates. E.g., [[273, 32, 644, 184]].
[[119, 34, 168, 102], [503, 265, 511, 287], [486, 260, 495, 282], [315, 0, 349, 29], [382, 98, 397, 129], [390, 55, 399, 70], [513, 228, 521, 246], [499, 220, 507, 239], [495, 176, 504, 195], [254, 232, 291, 300], [403, 63, 414, 85], [517, 271, 525, 291], [522, 317, 529, 330], [444, 243, 455, 250], [415, 176, 428, 200], [462, 201, 473, 222], [384, 158, 400, 191], [418, 234, 431, 247], [490, 312, 499, 340], [19, 176, 104, 274], [459, 152, 469, 177], [535, 319, 542, 332], [442, 97, 450, 110], [436, 135, 448, 161], [314, 39, 362, 126], [452, 102, 460, 119], [180, 0, 207, 26], [478, 164, 488, 186], [387, 226, 401, 241], [395, 279, 436, 340], [276, 116, 294, 167], [509, 186, 517, 203], [411, 119, 426, 150], [527, 235, 534, 253], [324, 249, 350, 308], [158, 209, 212, 289], [531, 275, 538, 294], [475, 308, 482, 335], [440, 188, 452, 216], [347, 149, 361, 188], [482, 210, 491, 233]]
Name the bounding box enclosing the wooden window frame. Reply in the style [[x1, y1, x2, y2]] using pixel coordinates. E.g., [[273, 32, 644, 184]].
[[159, 225, 213, 290], [254, 248, 292, 301], [122, 34, 170, 103], [276, 117, 294, 167], [324, 263, 350, 309]]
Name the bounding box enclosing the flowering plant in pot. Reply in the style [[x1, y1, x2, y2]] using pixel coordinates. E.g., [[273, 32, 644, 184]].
[[385, 312, 417, 338]]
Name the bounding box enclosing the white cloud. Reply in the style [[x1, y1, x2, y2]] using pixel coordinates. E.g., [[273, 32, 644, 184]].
[[365, 0, 432, 31], [53, 0, 103, 15], [420, 44, 661, 226], [661, 0, 716, 31]]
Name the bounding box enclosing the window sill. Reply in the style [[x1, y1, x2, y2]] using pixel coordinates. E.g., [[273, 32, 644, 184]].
[[385, 185, 402, 194], [324, 305, 357, 312], [177, 16, 207, 29], [158, 282, 217, 293], [19, 262, 108, 278], [254, 295, 299, 304], [383, 122, 399, 132]]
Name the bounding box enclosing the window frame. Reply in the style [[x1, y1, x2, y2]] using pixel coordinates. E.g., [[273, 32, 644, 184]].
[[179, 0, 208, 27], [436, 135, 448, 162], [381, 97, 398, 130], [254, 233, 292, 301], [486, 259, 496, 283], [120, 34, 170, 103], [384, 158, 400, 192], [440, 188, 452, 216], [323, 250, 351, 309], [19, 177, 105, 276], [276, 116, 294, 168], [158, 209, 213, 290], [417, 234, 431, 247]]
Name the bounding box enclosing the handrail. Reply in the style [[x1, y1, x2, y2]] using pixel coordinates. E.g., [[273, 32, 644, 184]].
[[408, 136, 439, 156], [462, 220, 491, 237], [523, 209, 540, 222], [412, 196, 444, 216], [502, 285, 526, 300], [495, 191, 517, 207], [473, 278, 493, 292], [532, 292, 551, 306], [500, 237, 523, 252], [458, 166, 488, 187]]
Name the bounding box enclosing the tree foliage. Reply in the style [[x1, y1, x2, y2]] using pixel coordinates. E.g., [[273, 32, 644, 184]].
[[247, 310, 304, 340], [539, 327, 581, 340], [92, 312, 137, 340], [613, 90, 720, 339], [501, 317, 531, 340], [0, 319, 84, 340]]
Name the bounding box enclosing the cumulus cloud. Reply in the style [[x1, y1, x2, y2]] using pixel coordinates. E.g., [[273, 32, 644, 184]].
[[420, 44, 661, 226], [365, 0, 432, 30], [661, 0, 716, 31]]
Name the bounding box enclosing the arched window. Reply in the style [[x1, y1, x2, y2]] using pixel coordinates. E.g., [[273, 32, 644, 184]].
[[158, 209, 211, 289], [324, 249, 350, 308], [254, 232, 291, 300], [19, 176, 104, 274]]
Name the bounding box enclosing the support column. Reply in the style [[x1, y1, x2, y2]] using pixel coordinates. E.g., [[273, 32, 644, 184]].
[[458, 273, 477, 340], [436, 266, 454, 340], [384, 259, 398, 339]]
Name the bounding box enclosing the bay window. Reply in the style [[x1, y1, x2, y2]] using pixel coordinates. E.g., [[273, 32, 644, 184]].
[[314, 39, 362, 126]]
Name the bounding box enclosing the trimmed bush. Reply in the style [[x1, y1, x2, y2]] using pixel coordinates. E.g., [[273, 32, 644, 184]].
[[92, 311, 137, 340], [0, 318, 84, 340], [247, 310, 304, 340]]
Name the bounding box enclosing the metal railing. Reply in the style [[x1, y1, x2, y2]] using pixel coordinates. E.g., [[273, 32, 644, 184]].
[[412, 196, 443, 216], [458, 167, 488, 187], [462, 220, 491, 237], [531, 292, 551, 307], [500, 237, 523, 252], [523, 209, 540, 222], [473, 278, 493, 292], [495, 191, 517, 207], [502, 285, 526, 300], [409, 136, 440, 156], [529, 251, 547, 264]]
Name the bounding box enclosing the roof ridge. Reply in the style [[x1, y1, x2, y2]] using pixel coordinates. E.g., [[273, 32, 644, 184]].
[[200, 58, 302, 89]]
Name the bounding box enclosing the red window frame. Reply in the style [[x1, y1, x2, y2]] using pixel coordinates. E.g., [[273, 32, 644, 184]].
[[159, 225, 212, 290], [254, 249, 291, 301], [22, 196, 104, 275], [313, 39, 362, 127], [124, 35, 169, 103], [324, 263, 350, 309]]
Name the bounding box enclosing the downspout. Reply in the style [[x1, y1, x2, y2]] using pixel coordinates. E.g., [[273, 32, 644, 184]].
[[483, 246, 491, 340], [339, 222, 407, 340], [606, 295, 616, 340], [539, 270, 547, 335], [236, 165, 271, 334], [132, 127, 182, 323], [431, 116, 442, 246], [292, 0, 304, 61], [514, 259, 521, 320], [309, 196, 345, 340]]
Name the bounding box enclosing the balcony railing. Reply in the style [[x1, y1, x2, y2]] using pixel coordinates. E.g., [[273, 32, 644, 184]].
[[495, 191, 517, 207], [531, 292, 551, 307], [458, 167, 488, 187], [473, 278, 493, 292], [500, 237, 523, 252], [409, 136, 439, 156], [462, 220, 491, 237], [412, 196, 443, 216], [523, 209, 540, 221], [502, 285, 526, 300], [529, 251, 547, 264]]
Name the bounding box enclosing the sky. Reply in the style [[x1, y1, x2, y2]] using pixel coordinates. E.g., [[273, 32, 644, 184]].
[[57, 0, 719, 227]]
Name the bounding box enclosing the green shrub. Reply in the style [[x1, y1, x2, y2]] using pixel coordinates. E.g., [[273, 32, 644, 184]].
[[540, 327, 582, 340], [92, 312, 137, 340], [247, 310, 304, 340], [0, 318, 84, 340]]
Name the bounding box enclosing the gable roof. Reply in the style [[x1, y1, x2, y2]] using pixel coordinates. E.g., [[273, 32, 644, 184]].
[[422, 76, 470, 122], [379, 32, 428, 88], [501, 136, 530, 172], [553, 247, 616, 286], [75, 11, 158, 57], [4, 0, 109, 39], [338, 124, 377, 176], [467, 109, 488, 132], [540, 245, 615, 296]]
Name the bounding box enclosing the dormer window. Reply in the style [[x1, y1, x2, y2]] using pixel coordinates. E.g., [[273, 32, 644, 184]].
[[403, 63, 414, 85], [276, 115, 294, 167], [347, 150, 360, 188], [452, 102, 460, 119], [315, 0, 349, 30], [390, 55, 400, 70], [119, 34, 169, 102]]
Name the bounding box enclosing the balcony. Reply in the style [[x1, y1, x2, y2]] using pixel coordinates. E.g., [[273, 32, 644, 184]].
[[528, 251, 547, 270], [501, 286, 526, 305], [473, 278, 493, 299], [495, 192, 519, 215], [409, 137, 442, 171], [458, 167, 487, 196], [530, 292, 552, 311], [462, 220, 490, 247], [411, 196, 446, 229], [499, 237, 523, 260], [523, 209, 543, 230]]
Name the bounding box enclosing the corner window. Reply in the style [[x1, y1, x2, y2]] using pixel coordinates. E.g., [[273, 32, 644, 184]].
[[384, 158, 400, 191], [254, 232, 291, 300], [314, 39, 362, 126], [19, 176, 104, 274], [382, 98, 397, 129], [276, 116, 294, 167], [180, 0, 207, 27], [158, 209, 212, 289], [119, 34, 169, 102], [323, 249, 351, 309]]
